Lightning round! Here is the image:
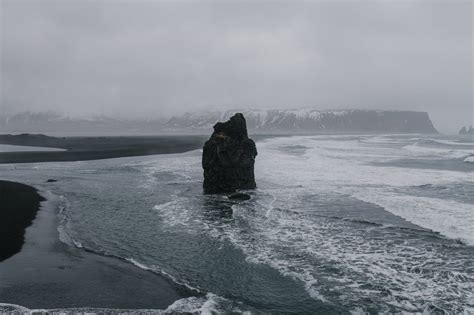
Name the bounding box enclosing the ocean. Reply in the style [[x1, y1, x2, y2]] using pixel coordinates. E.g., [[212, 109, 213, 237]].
[[1, 134, 473, 314]]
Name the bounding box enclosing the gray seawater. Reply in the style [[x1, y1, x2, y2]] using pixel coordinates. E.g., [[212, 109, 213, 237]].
[[1, 134, 473, 314]]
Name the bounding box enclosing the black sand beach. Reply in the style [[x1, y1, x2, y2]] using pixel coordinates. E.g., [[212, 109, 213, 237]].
[[0, 181, 45, 261], [0, 134, 207, 164], [0, 181, 196, 310]]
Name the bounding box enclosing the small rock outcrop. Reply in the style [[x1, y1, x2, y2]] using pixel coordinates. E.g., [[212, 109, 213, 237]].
[[202, 113, 257, 194]]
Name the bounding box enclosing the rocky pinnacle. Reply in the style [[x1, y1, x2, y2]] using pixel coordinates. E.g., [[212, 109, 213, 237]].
[[202, 113, 257, 194]]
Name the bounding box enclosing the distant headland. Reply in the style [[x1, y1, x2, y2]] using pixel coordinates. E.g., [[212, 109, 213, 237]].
[[0, 109, 438, 134]]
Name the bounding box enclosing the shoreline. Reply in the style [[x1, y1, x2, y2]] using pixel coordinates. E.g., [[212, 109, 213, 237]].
[[0, 181, 45, 261], [0, 133, 280, 164], [0, 181, 197, 309], [0, 134, 207, 164]]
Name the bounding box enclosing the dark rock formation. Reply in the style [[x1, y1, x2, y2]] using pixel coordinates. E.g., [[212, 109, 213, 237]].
[[202, 113, 257, 194], [228, 192, 251, 201], [459, 125, 473, 135]]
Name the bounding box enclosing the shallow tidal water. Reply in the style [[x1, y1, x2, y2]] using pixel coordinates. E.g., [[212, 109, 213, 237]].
[[1, 134, 473, 314]]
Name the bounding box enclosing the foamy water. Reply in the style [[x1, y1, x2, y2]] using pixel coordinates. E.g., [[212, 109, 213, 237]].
[[255, 136, 473, 244], [0, 293, 229, 315], [1, 134, 472, 313]]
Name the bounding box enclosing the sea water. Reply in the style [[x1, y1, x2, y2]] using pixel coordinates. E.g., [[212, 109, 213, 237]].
[[0, 134, 473, 314]]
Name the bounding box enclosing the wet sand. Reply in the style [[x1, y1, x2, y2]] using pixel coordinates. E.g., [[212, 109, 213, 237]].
[[0, 181, 45, 261], [0, 182, 196, 310]]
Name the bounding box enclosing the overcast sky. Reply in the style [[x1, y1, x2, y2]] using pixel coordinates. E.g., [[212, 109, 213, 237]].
[[1, 0, 472, 132]]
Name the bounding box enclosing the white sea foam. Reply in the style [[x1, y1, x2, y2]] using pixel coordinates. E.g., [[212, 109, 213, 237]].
[[55, 194, 83, 249], [153, 198, 193, 228], [195, 187, 474, 312], [0, 259, 237, 313], [164, 296, 209, 313], [128, 135, 474, 311], [0, 294, 232, 315], [353, 190, 474, 245], [259, 136, 473, 236], [243, 136, 473, 310], [464, 156, 474, 163], [431, 139, 474, 146], [125, 257, 201, 293], [256, 136, 472, 189], [17, 134, 471, 313], [403, 143, 474, 159], [358, 135, 419, 145], [124, 258, 249, 313]]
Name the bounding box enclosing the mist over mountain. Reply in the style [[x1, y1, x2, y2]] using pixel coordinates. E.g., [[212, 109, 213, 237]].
[[166, 109, 437, 134], [0, 111, 166, 134], [2, 1, 471, 134], [0, 109, 437, 134]]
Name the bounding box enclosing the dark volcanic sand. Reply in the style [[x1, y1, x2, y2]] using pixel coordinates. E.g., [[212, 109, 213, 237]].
[[0, 134, 207, 164], [0, 181, 45, 261], [0, 182, 196, 310]]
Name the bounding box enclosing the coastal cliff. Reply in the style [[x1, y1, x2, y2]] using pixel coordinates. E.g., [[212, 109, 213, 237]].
[[1, 109, 438, 134], [167, 109, 438, 134]]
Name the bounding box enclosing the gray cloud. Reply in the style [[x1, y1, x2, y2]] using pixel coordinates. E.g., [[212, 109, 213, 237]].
[[1, 0, 472, 132]]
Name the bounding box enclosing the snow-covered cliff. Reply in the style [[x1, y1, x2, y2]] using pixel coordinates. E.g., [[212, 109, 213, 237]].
[[166, 109, 438, 134], [0, 109, 438, 134]]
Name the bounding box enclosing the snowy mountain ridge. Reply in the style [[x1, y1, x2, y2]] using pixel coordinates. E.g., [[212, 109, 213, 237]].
[[0, 109, 438, 134], [166, 109, 438, 133]]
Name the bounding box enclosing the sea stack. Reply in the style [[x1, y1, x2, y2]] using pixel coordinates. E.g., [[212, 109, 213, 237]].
[[202, 113, 257, 194]]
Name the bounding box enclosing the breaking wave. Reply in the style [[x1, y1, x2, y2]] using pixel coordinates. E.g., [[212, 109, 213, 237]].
[[0, 293, 234, 315]]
